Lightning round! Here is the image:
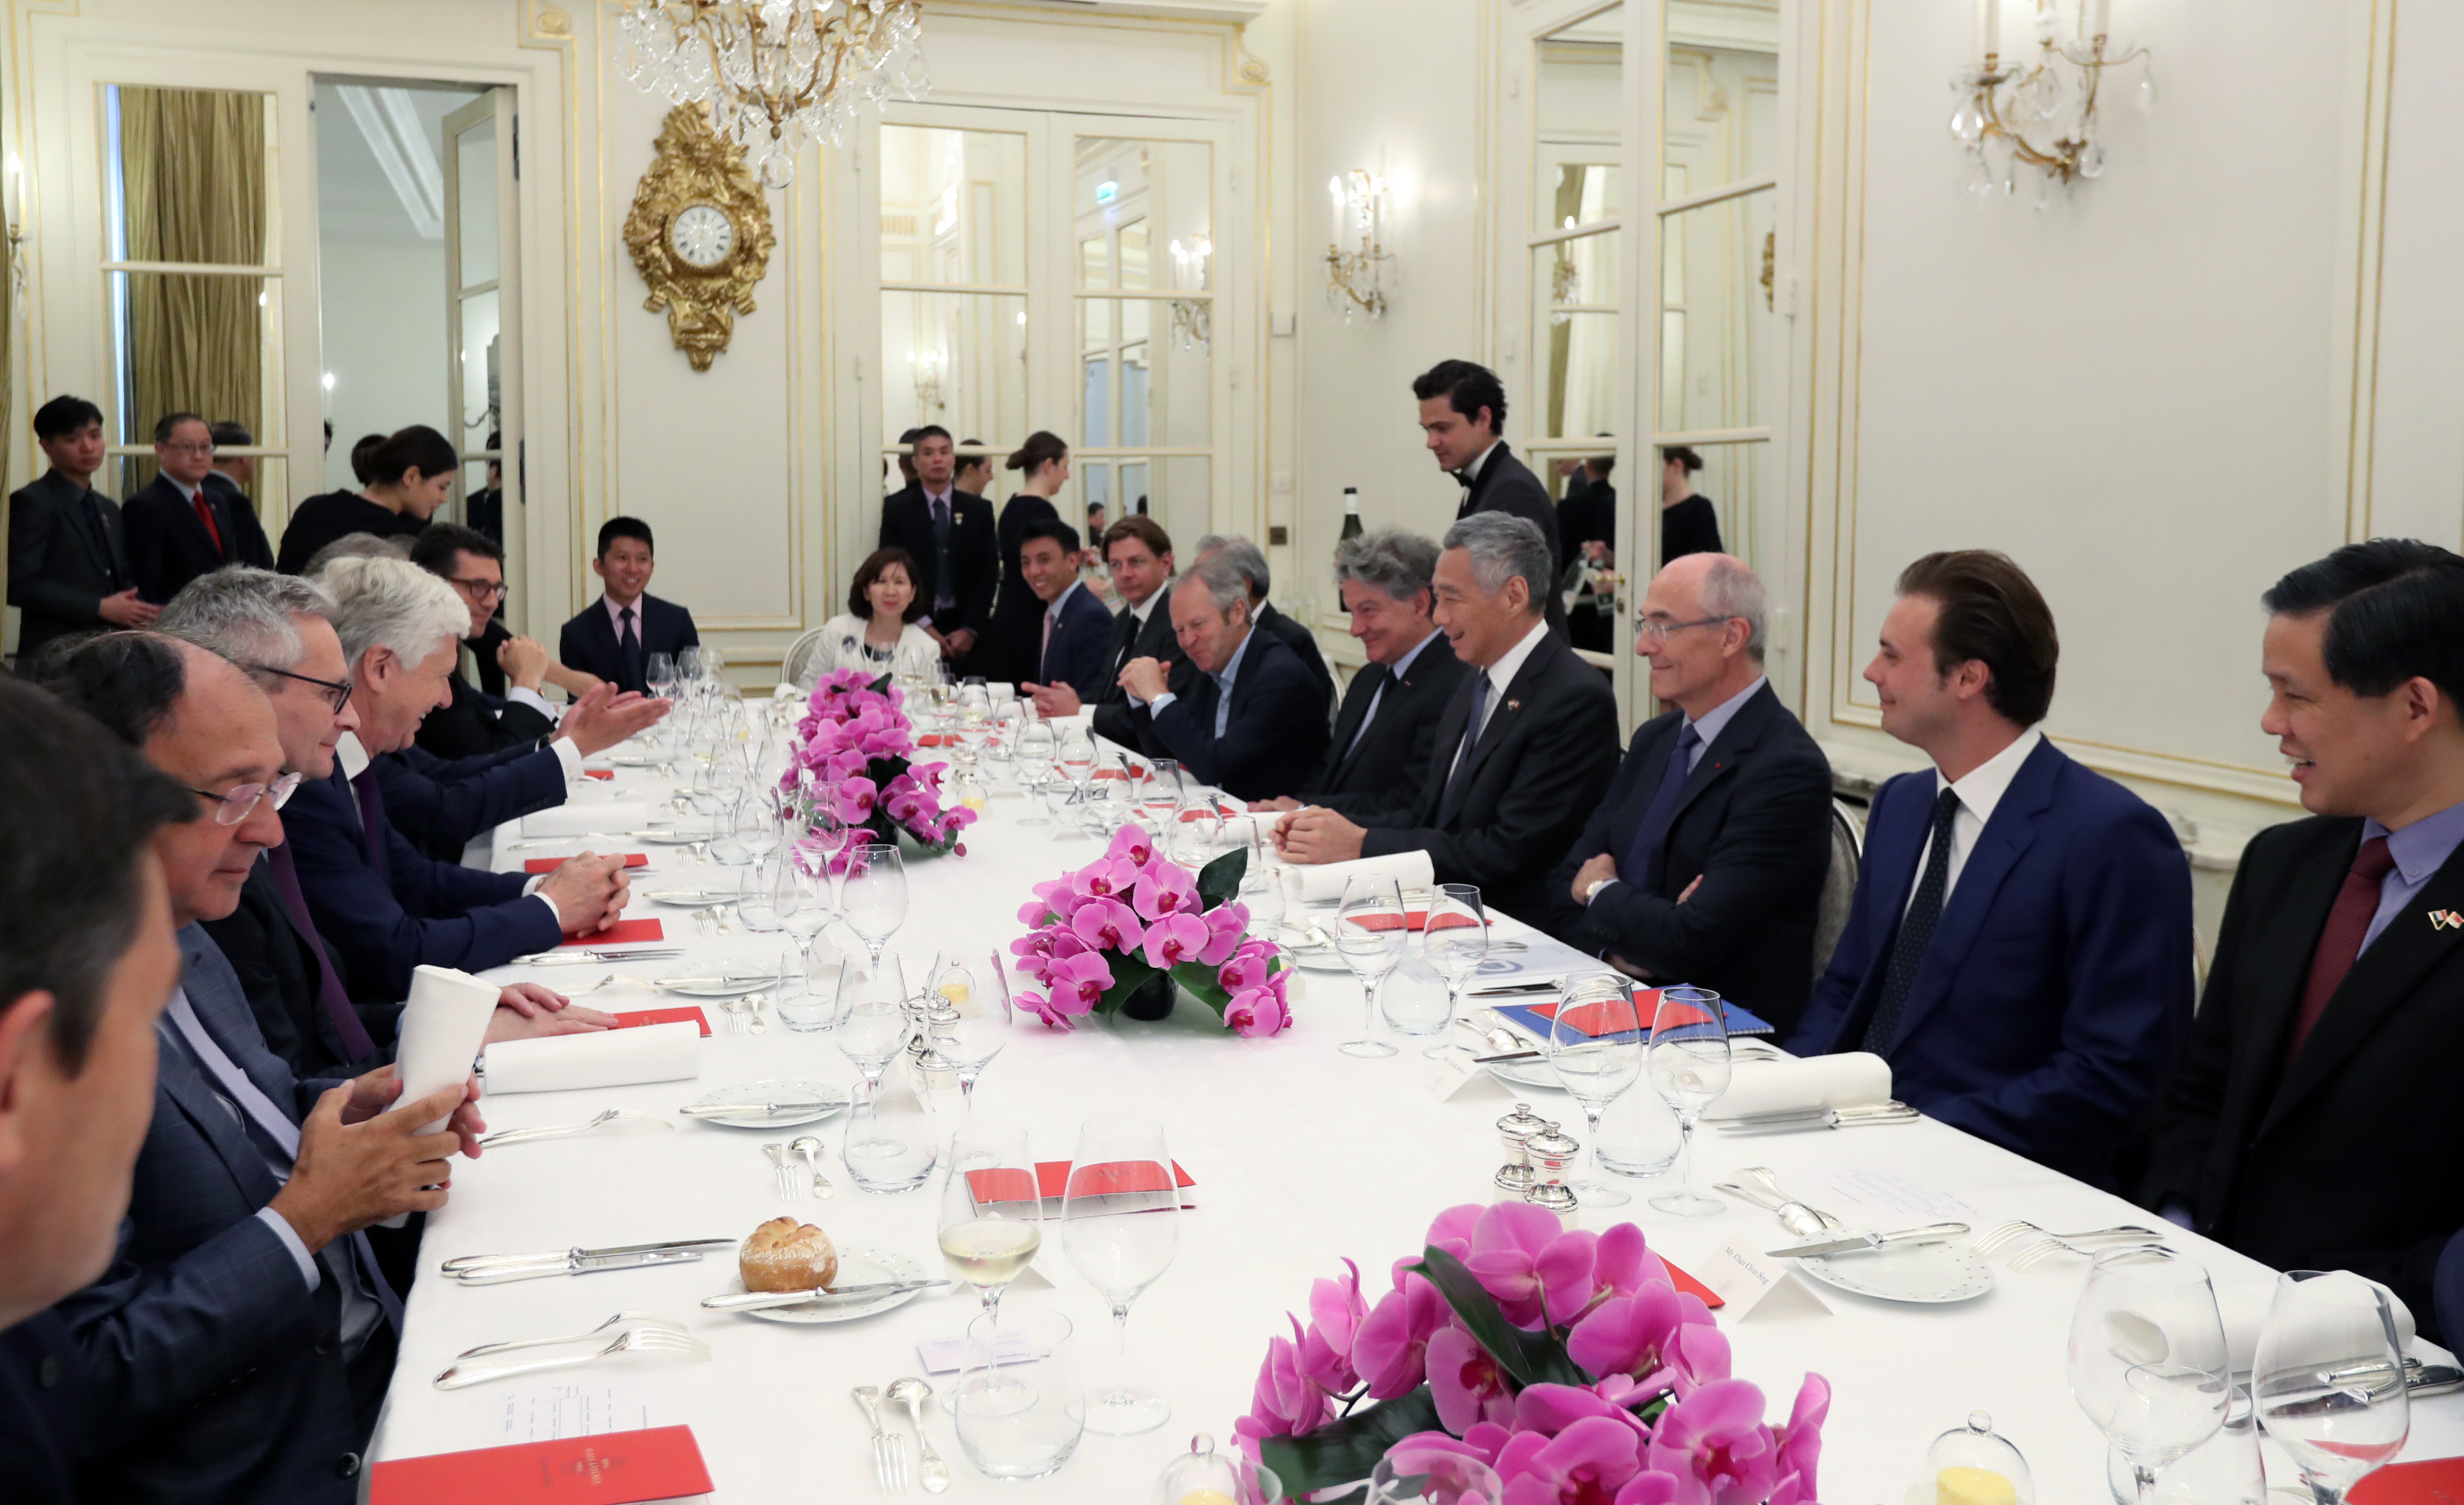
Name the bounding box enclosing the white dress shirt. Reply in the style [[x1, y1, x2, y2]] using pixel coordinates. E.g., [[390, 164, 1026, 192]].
[[1447, 617, 1550, 783], [1348, 628, 1446, 758], [1903, 725, 2045, 915]]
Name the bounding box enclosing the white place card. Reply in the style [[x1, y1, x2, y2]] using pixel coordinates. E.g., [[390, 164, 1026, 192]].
[[1424, 1055, 1515, 1103], [915, 1328, 1050, 1376], [1696, 1239, 1831, 1321]]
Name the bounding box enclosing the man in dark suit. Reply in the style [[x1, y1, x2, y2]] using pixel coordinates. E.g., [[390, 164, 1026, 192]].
[[557, 516, 699, 696], [1025, 515, 1185, 747], [1193, 533, 1337, 716], [1546, 554, 1835, 1033], [1017, 518, 1115, 696], [2143, 541, 2464, 1336], [877, 426, 997, 665], [411, 524, 627, 758], [0, 680, 190, 1505], [1414, 360, 1567, 597], [299, 556, 631, 1001], [1254, 529, 1470, 826], [9, 394, 154, 665], [38, 630, 483, 1503], [1119, 554, 1332, 801], [1789, 551, 2193, 1186], [1557, 452, 1615, 559], [1279, 513, 1618, 927], [123, 413, 273, 606]]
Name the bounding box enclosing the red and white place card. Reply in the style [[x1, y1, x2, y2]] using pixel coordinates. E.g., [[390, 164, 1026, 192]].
[[368, 1425, 712, 1504], [524, 854, 648, 875], [610, 1007, 710, 1038], [964, 1158, 1196, 1216], [556, 918, 665, 948]]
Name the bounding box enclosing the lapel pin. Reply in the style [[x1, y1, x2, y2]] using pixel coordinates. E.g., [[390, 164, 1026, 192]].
[[2434, 910, 2464, 931], [1506, 699, 1521, 711]]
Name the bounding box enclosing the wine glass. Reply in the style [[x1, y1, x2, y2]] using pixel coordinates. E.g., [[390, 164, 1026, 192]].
[[1058, 725, 1097, 797], [1060, 1118, 1180, 1436], [833, 952, 910, 1105], [1014, 722, 1057, 822], [2253, 1270, 2411, 1503], [775, 853, 831, 1009], [1333, 875, 1407, 1058], [1544, 974, 1646, 1208], [737, 846, 785, 933], [938, 1121, 1042, 1336], [1137, 758, 1185, 829], [1240, 854, 1288, 943], [1419, 883, 1489, 1059], [1645, 985, 1730, 1216], [645, 652, 678, 702], [2070, 1247, 2235, 1503], [841, 841, 907, 975], [930, 954, 1012, 1113]]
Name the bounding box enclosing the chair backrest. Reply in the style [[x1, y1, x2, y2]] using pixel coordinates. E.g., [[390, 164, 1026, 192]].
[[1811, 798, 1865, 979], [780, 627, 831, 689]]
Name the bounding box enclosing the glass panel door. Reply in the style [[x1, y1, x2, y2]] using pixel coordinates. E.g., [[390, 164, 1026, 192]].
[[442, 88, 521, 613]]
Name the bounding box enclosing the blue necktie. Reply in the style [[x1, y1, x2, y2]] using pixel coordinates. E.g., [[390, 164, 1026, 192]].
[[1619, 723, 1701, 890], [1858, 787, 1965, 1054]]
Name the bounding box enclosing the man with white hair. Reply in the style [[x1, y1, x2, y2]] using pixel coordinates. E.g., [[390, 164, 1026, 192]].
[[278, 556, 631, 1001], [1278, 512, 1618, 927], [1116, 554, 1331, 801], [1544, 553, 1837, 1033], [1190, 533, 1336, 715]]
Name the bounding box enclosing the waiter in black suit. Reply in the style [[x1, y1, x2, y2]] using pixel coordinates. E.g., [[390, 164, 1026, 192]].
[[121, 413, 274, 607], [877, 426, 997, 666], [1254, 528, 1469, 827], [1026, 515, 1185, 746], [1545, 554, 1834, 1033], [1414, 360, 1569, 609], [8, 394, 153, 664], [1193, 533, 1337, 716], [556, 516, 699, 696], [1279, 513, 1618, 926], [2143, 541, 2464, 1339]]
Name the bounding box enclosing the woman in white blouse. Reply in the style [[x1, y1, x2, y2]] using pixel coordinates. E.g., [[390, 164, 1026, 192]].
[[805, 547, 944, 684]]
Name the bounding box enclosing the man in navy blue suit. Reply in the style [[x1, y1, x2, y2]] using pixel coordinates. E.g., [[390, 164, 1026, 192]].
[[0, 679, 190, 1505], [1017, 518, 1115, 698], [556, 516, 700, 695], [122, 413, 274, 607], [1119, 554, 1333, 801], [1788, 550, 2193, 1185]]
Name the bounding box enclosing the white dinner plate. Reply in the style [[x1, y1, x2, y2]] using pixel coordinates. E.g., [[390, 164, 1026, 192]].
[[656, 967, 785, 997], [1788, 1242, 1993, 1304], [733, 1247, 933, 1325], [689, 1078, 849, 1129], [1481, 1056, 1564, 1092]]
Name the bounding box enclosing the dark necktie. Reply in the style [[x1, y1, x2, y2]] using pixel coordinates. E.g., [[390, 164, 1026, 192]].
[[929, 497, 956, 613], [264, 842, 376, 1061], [351, 772, 391, 886], [618, 605, 645, 694], [87, 494, 123, 586], [1436, 674, 1493, 826], [190, 490, 225, 556], [1343, 665, 1391, 758], [1619, 724, 1702, 890], [1859, 787, 1964, 1054], [2282, 834, 2398, 1068]]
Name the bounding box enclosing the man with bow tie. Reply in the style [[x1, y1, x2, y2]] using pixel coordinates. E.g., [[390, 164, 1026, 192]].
[[1414, 360, 1568, 613]]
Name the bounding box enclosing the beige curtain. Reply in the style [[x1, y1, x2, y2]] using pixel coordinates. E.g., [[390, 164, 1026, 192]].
[[117, 86, 264, 495], [1542, 167, 1590, 451]]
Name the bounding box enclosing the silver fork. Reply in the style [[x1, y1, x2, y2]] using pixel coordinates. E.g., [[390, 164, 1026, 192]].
[[2008, 1231, 2168, 1271], [854, 1384, 907, 1494], [432, 1325, 710, 1389], [1973, 1219, 2163, 1254], [477, 1109, 673, 1148], [576, 974, 661, 994], [452, 1311, 688, 1361], [764, 1142, 802, 1200]]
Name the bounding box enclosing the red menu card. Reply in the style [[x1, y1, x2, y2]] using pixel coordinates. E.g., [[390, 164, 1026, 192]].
[[524, 854, 648, 875], [1518, 989, 1663, 1038], [2351, 1456, 2464, 1504], [556, 918, 664, 948], [612, 1007, 710, 1038], [1663, 1259, 1725, 1310], [368, 1425, 711, 1503], [583, 768, 616, 781], [1345, 910, 1493, 934], [965, 1159, 1196, 1215]]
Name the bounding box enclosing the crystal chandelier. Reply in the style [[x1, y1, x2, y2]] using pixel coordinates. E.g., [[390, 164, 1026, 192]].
[[617, 0, 928, 188], [1947, 0, 2152, 206]]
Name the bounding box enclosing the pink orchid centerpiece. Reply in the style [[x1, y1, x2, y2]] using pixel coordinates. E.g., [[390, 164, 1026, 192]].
[[1010, 821, 1293, 1036], [779, 669, 976, 860], [1238, 1201, 1829, 1505]]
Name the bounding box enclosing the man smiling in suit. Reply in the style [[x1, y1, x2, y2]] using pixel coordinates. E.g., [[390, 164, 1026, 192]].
[[1119, 554, 1330, 801], [556, 517, 699, 696], [1025, 515, 1184, 747], [9, 395, 154, 665], [2144, 541, 2464, 1339], [1018, 518, 1114, 699], [1788, 550, 2193, 1185], [122, 414, 273, 607]]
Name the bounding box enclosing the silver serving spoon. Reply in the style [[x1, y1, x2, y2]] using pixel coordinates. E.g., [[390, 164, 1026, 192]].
[[742, 992, 768, 1035], [885, 1376, 951, 1494], [790, 1133, 836, 1198]]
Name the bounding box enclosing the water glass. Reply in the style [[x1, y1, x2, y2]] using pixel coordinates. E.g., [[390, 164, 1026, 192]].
[[1545, 973, 1646, 1208], [1419, 883, 1488, 1058], [952, 1310, 1083, 1481], [1137, 758, 1185, 829], [1241, 859, 1288, 941], [738, 849, 785, 933], [775, 946, 836, 1032], [1333, 875, 1406, 1058], [2253, 1270, 2410, 1503], [1594, 1083, 1684, 1179], [2071, 1248, 2234, 1503], [1058, 725, 1097, 795], [1060, 1119, 1179, 1436], [1381, 954, 1454, 1038], [1645, 985, 1730, 1216], [841, 1080, 938, 1194]]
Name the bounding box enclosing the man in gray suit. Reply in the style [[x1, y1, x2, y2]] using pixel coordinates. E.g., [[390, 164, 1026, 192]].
[[7, 395, 154, 666], [41, 633, 485, 1504]]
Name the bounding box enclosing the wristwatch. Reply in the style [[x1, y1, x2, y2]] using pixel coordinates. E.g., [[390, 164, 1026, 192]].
[[1582, 877, 1615, 905]]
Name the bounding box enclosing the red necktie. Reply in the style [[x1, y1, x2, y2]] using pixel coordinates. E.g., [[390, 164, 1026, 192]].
[[2282, 834, 2397, 1066], [190, 490, 224, 556]]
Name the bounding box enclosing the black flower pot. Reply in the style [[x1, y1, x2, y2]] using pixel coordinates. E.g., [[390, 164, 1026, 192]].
[[1119, 972, 1177, 1021]]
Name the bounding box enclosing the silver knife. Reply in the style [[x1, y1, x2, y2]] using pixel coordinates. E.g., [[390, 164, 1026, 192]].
[[442, 1237, 737, 1273], [702, 1279, 953, 1310], [1468, 982, 1560, 997], [510, 947, 687, 966], [651, 973, 784, 991], [1717, 1106, 1921, 1136], [445, 1244, 737, 1285], [676, 1099, 831, 1117], [1766, 1223, 1969, 1258]]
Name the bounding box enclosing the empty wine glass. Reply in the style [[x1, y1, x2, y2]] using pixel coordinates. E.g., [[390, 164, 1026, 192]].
[[2070, 1248, 2234, 1504], [645, 652, 678, 702], [1014, 722, 1057, 822], [1333, 875, 1406, 1058], [1645, 985, 1730, 1216], [737, 847, 784, 933], [1058, 725, 1097, 796], [1419, 883, 1489, 1059], [834, 953, 910, 1105], [938, 1121, 1042, 1336], [841, 841, 907, 974], [1137, 758, 1185, 828], [775, 853, 831, 1008], [2253, 1269, 2411, 1503], [1544, 974, 1646, 1208], [1060, 1118, 1180, 1436], [930, 954, 1012, 1113]]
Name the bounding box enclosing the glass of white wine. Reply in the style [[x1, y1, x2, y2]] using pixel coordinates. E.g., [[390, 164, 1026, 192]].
[[938, 1122, 1043, 1340]]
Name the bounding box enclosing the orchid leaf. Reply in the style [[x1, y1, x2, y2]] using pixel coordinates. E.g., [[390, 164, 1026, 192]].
[[1408, 1247, 1587, 1388], [1172, 961, 1232, 1017], [1195, 847, 1248, 910], [1257, 1385, 1441, 1500], [1096, 954, 1160, 1017]]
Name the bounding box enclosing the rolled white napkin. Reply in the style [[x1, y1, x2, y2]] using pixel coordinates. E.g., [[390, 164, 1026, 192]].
[[1292, 849, 1437, 903], [519, 800, 652, 838], [393, 965, 501, 1133], [481, 1020, 700, 1095], [2211, 1272, 2417, 1374], [1700, 1052, 1892, 1119]]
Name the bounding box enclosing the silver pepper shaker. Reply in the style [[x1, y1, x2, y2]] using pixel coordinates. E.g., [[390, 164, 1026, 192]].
[[1494, 1101, 1548, 1201], [1523, 1121, 1580, 1216]]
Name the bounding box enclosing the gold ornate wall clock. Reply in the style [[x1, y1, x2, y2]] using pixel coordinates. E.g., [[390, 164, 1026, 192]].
[[622, 103, 778, 371]]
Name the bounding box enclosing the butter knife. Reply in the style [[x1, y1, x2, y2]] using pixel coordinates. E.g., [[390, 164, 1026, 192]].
[[676, 1099, 832, 1118], [1766, 1223, 1969, 1258], [510, 947, 686, 966], [443, 1237, 736, 1274], [702, 1279, 953, 1310]]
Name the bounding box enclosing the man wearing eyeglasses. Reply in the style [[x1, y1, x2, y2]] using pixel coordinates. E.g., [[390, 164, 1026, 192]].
[[409, 524, 616, 759], [38, 631, 486, 1502], [1543, 554, 1837, 1035], [122, 413, 273, 607]]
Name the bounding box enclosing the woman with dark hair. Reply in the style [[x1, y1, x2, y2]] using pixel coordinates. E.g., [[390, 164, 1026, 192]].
[[807, 546, 943, 684], [981, 430, 1070, 683], [1659, 444, 1724, 564], [276, 424, 461, 575]]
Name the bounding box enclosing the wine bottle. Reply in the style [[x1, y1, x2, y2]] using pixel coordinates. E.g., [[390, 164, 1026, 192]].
[[1339, 487, 1363, 541]]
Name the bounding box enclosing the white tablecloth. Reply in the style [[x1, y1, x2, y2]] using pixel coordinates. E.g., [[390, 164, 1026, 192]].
[[370, 741, 2464, 1501]]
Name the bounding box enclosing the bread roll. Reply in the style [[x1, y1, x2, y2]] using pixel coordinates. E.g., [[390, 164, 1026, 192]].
[[739, 1216, 839, 1292]]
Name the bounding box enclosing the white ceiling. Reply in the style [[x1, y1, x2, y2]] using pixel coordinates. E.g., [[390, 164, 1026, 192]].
[[313, 79, 484, 243]]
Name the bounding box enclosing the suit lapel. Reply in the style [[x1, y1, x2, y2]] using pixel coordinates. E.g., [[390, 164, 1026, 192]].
[[153, 1041, 284, 1206], [1420, 676, 1480, 821], [1884, 740, 2061, 1048], [1458, 632, 1556, 786], [1661, 686, 1776, 831], [2228, 823, 2355, 1129], [1327, 668, 1383, 779], [56, 477, 118, 580]]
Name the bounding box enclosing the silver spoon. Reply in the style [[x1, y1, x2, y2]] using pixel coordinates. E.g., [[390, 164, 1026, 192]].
[[885, 1376, 950, 1494], [743, 991, 768, 1035], [790, 1133, 836, 1198]]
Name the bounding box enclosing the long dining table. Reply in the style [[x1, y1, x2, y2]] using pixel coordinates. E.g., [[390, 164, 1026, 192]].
[[368, 717, 2464, 1501]]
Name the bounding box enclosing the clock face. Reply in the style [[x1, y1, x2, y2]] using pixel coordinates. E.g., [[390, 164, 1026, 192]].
[[669, 202, 734, 269]]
